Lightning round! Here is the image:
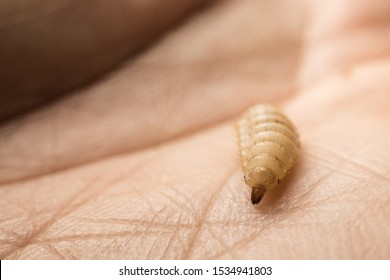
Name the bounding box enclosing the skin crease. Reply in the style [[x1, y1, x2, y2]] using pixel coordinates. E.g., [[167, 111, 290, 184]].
[[1, 0, 390, 259]]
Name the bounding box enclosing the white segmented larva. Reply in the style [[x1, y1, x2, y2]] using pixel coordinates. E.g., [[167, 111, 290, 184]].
[[236, 104, 301, 204]]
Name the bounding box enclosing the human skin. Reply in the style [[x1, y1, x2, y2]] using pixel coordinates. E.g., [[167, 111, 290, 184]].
[[1, 0, 390, 259]]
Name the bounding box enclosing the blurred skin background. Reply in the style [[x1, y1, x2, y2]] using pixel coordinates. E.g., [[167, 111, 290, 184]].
[[0, 0, 390, 259]]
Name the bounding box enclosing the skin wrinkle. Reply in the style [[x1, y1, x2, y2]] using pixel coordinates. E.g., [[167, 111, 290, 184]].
[[34, 230, 167, 244], [186, 171, 280, 259], [157, 189, 198, 220], [143, 147, 204, 218], [183, 168, 237, 259], [208, 230, 262, 259], [1, 175, 104, 258], [305, 146, 390, 185], [212, 195, 346, 259], [303, 153, 365, 183], [294, 171, 335, 203], [205, 205, 306, 259], [41, 243, 66, 260], [16, 122, 238, 258], [3, 132, 390, 260], [206, 226, 236, 259], [258, 141, 379, 218], [2, 199, 40, 243], [143, 203, 184, 259], [1, 152, 157, 259], [160, 212, 183, 259], [225, 177, 246, 207], [68, 217, 195, 229], [312, 144, 390, 184], [4, 132, 312, 260], [57, 210, 177, 241]]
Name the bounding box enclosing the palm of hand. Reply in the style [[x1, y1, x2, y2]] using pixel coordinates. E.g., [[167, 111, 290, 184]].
[[1, 0, 390, 259]]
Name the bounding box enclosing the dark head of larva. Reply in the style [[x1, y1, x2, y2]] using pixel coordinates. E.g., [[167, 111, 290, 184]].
[[244, 167, 278, 204]]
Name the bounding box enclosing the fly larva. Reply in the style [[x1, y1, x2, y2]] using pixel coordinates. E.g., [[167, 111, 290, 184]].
[[236, 104, 301, 205]]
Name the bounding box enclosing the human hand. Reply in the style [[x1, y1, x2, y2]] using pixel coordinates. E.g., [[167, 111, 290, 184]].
[[1, 0, 390, 259]]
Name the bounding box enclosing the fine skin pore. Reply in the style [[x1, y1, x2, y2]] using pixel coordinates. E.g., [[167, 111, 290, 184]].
[[1, 0, 390, 259]]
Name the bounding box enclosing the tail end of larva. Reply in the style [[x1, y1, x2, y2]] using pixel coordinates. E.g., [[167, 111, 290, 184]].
[[251, 187, 266, 205]]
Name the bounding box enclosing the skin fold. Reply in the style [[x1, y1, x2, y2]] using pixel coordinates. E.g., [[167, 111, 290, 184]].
[[1, 0, 390, 259]]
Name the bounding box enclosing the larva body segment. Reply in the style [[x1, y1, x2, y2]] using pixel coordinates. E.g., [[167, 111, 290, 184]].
[[236, 104, 301, 204]]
